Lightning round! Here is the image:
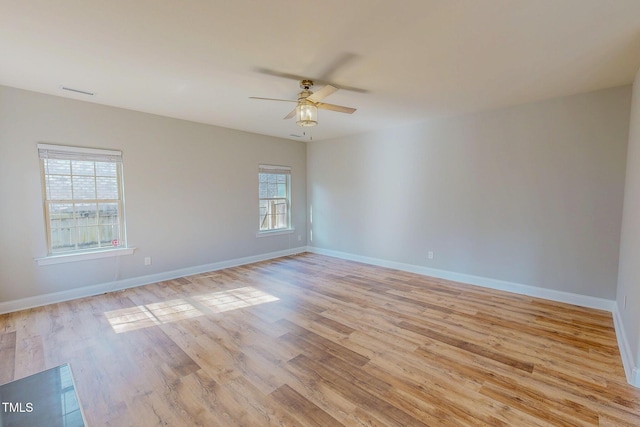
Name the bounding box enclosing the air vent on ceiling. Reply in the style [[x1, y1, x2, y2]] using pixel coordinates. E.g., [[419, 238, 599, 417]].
[[61, 86, 95, 96]]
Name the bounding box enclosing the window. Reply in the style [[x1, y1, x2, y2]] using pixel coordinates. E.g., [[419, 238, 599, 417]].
[[258, 165, 291, 232], [38, 144, 127, 255]]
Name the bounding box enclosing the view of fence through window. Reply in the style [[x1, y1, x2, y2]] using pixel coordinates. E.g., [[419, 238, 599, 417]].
[[259, 167, 290, 231], [41, 148, 124, 253]]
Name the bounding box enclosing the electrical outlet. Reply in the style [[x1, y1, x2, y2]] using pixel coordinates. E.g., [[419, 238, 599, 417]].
[[144, 256, 152, 266], [428, 251, 434, 260]]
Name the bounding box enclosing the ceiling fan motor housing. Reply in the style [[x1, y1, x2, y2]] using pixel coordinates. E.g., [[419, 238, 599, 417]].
[[298, 89, 313, 101]]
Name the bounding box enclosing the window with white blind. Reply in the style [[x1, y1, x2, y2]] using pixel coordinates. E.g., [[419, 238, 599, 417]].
[[38, 144, 127, 255], [258, 165, 291, 232]]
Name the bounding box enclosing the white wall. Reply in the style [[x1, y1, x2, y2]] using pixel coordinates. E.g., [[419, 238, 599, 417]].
[[308, 86, 630, 300], [617, 68, 640, 386], [0, 85, 306, 304]]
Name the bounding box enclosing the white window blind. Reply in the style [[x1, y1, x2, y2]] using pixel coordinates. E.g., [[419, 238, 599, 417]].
[[258, 165, 291, 175], [258, 165, 291, 232], [38, 144, 122, 163], [38, 143, 127, 254]]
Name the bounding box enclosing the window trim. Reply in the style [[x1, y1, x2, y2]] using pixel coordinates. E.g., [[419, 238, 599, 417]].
[[255, 228, 295, 238], [258, 164, 292, 234], [37, 143, 130, 259], [35, 247, 136, 266]]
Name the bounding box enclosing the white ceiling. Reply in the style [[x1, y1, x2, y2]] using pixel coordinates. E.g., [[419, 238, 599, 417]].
[[2, 0, 640, 142]]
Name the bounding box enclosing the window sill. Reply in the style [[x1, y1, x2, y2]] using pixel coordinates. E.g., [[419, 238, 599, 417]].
[[35, 247, 136, 266], [256, 228, 295, 238]]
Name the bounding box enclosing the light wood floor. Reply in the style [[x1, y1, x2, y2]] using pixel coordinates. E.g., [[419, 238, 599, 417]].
[[1, 253, 640, 426]]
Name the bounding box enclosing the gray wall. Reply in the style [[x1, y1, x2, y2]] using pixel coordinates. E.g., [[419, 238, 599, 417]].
[[0, 85, 306, 303], [617, 68, 640, 373], [308, 86, 630, 299]]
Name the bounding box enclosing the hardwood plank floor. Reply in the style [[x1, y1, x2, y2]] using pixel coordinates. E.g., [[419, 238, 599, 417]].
[[1, 253, 639, 426]]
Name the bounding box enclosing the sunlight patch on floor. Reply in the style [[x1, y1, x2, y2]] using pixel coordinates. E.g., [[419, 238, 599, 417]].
[[192, 286, 279, 313], [105, 286, 279, 333]]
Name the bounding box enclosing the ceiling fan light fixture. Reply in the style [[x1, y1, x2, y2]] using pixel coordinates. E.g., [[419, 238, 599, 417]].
[[296, 100, 317, 127]]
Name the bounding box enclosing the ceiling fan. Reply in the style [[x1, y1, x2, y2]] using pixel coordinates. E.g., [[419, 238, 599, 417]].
[[250, 79, 357, 127]]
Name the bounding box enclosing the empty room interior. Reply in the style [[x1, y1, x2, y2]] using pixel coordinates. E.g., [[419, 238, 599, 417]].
[[3, 0, 640, 425]]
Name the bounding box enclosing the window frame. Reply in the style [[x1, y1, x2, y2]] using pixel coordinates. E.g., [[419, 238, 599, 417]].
[[258, 165, 293, 235], [37, 143, 130, 260]]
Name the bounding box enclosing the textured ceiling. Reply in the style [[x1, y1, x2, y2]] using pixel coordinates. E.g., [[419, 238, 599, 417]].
[[2, 0, 640, 141]]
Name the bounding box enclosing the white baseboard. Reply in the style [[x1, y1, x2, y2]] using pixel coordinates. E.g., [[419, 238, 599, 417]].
[[612, 307, 639, 387], [307, 246, 640, 388], [307, 246, 615, 311], [0, 246, 306, 315]]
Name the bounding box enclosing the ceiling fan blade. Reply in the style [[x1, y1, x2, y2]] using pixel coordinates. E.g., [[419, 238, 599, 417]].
[[283, 108, 296, 120], [324, 82, 369, 94], [249, 97, 296, 103], [255, 67, 369, 94], [254, 68, 308, 82], [317, 52, 358, 81], [317, 102, 356, 114], [307, 85, 338, 103]]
